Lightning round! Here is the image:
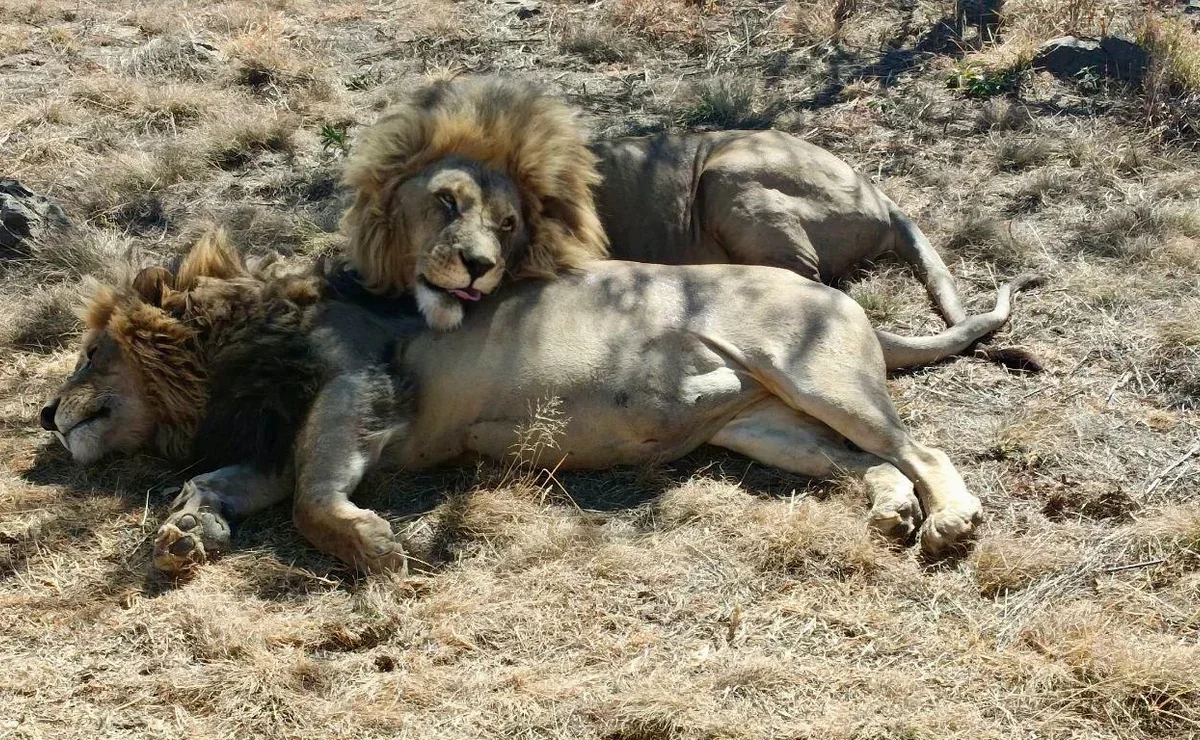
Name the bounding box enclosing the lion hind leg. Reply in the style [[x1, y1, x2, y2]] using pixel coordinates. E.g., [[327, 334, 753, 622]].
[[293, 373, 410, 574], [702, 181, 822, 281], [751, 356, 983, 556], [710, 399, 923, 542], [153, 465, 291, 575]]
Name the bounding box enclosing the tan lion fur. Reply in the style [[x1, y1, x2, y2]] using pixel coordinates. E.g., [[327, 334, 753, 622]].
[[340, 75, 609, 293], [341, 76, 1038, 369], [46, 229, 989, 571]]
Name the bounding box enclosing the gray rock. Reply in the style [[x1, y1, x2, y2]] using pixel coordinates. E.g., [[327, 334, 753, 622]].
[[0, 180, 72, 254], [501, 0, 540, 19], [1033, 35, 1148, 84]]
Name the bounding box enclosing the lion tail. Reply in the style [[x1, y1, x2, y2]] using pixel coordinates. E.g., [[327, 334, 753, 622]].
[[874, 274, 1044, 372], [887, 205, 968, 327]]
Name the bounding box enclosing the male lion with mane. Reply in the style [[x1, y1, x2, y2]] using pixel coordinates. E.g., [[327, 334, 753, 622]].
[[342, 75, 1039, 369], [42, 230, 985, 574]]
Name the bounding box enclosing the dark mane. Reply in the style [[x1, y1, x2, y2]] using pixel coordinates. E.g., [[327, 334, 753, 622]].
[[182, 279, 327, 473], [190, 263, 423, 474]]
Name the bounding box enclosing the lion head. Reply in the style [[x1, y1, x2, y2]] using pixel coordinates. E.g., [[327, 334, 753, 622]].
[[39, 230, 322, 466], [340, 75, 609, 331], [39, 268, 208, 465]]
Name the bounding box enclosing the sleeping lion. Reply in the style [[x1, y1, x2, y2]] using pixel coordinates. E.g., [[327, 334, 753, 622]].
[[41, 230, 984, 574], [342, 75, 1038, 367]]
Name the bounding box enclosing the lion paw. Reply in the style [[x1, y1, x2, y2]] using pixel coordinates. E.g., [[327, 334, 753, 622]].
[[350, 522, 409, 575], [868, 489, 923, 542], [359, 542, 409, 575], [153, 509, 231, 575], [918, 497, 983, 556]]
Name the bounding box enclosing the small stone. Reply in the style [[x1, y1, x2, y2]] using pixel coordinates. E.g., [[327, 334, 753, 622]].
[[514, 1, 540, 19], [1033, 35, 1147, 85], [0, 179, 72, 254]]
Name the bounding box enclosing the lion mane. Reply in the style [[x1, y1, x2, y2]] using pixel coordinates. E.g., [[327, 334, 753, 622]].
[[80, 230, 328, 469], [340, 75, 610, 293]]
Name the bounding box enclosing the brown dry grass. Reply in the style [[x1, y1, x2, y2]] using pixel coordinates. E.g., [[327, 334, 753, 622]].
[[2, 0, 1199, 738]]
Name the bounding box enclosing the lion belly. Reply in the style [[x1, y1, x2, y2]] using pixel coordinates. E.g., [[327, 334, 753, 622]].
[[387, 262, 858, 471]]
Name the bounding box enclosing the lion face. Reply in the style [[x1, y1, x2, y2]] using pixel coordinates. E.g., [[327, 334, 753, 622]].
[[397, 160, 527, 330], [39, 329, 154, 464], [339, 76, 610, 331]]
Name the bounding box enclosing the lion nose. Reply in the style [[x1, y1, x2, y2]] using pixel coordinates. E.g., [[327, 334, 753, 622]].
[[462, 255, 495, 282], [39, 398, 60, 432]]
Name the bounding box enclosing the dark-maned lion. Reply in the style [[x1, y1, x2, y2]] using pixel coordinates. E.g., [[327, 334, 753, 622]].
[[341, 75, 1039, 368], [41, 230, 985, 574]]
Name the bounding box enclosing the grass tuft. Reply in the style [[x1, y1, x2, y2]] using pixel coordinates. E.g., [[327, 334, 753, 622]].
[[1148, 307, 1200, 409], [4, 283, 81, 352], [976, 97, 1032, 132], [207, 114, 296, 169], [973, 533, 1079, 597], [783, 0, 860, 46], [676, 78, 776, 130], [991, 134, 1056, 172], [120, 33, 220, 81], [560, 27, 641, 65], [944, 210, 1032, 269]]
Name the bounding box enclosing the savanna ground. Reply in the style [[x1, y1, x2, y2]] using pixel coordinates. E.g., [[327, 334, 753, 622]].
[[1, 0, 1199, 737]]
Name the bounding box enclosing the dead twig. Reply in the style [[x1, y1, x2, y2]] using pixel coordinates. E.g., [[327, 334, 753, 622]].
[[1102, 559, 1166, 574]]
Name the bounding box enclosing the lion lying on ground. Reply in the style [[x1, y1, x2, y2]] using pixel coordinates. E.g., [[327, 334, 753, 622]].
[[342, 75, 1039, 368], [41, 230, 984, 574]]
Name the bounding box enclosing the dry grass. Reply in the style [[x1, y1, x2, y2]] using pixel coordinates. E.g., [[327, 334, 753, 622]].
[[2, 0, 1200, 738], [675, 77, 777, 130], [783, 0, 861, 46]]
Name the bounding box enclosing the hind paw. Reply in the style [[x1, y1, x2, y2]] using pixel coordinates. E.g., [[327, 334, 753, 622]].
[[918, 497, 983, 556], [153, 508, 231, 575]]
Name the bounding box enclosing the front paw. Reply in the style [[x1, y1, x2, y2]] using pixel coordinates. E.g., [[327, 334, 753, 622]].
[[868, 487, 923, 543], [348, 513, 409, 574], [153, 509, 231, 575]]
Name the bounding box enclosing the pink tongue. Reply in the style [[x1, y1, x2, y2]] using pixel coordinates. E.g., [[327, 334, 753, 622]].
[[448, 287, 482, 302]]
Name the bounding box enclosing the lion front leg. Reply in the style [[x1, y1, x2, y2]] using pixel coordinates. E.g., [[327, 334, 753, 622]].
[[292, 372, 412, 574], [153, 465, 291, 575]]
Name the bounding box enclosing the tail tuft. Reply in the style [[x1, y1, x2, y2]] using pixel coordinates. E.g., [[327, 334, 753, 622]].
[[975, 346, 1044, 373]]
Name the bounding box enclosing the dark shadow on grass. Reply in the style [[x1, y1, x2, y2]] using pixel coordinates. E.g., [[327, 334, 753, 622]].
[[796, 18, 964, 111], [13, 441, 184, 596]]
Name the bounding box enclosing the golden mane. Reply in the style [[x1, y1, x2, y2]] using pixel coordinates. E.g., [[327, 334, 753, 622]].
[[81, 281, 206, 459], [340, 75, 609, 293]]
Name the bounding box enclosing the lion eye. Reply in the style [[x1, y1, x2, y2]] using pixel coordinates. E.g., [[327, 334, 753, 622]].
[[437, 192, 458, 215], [499, 216, 515, 232]]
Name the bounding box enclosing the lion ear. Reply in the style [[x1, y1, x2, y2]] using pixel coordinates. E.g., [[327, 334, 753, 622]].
[[131, 266, 175, 306]]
